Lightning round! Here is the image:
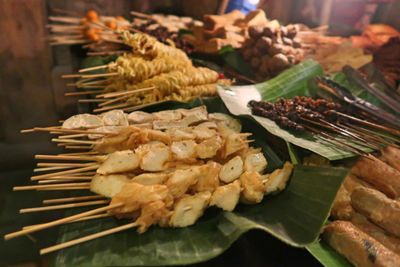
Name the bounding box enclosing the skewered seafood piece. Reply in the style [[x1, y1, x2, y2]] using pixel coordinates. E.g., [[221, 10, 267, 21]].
[[48, 10, 131, 46], [351, 187, 400, 238], [323, 221, 400, 267]]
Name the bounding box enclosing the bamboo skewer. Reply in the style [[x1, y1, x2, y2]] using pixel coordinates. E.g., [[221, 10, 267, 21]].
[[34, 166, 78, 173], [42, 195, 105, 205], [65, 145, 93, 150], [40, 222, 138, 255], [33, 127, 114, 135], [78, 99, 108, 103], [39, 186, 90, 191], [81, 72, 118, 79], [58, 133, 88, 139], [58, 151, 99, 156], [52, 138, 101, 145], [65, 90, 104, 96], [38, 179, 77, 184], [96, 86, 155, 99], [98, 94, 133, 107], [14, 182, 91, 191], [37, 163, 94, 167], [31, 165, 99, 181], [93, 103, 130, 113], [20, 200, 109, 214], [38, 176, 93, 181], [4, 203, 123, 240], [35, 154, 101, 161], [23, 213, 112, 230], [79, 64, 110, 73]]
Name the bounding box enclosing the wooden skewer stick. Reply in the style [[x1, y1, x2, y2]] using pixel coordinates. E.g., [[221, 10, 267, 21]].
[[52, 138, 100, 145], [79, 64, 110, 73], [14, 182, 91, 191], [31, 165, 99, 181], [34, 166, 77, 173], [58, 151, 99, 156], [38, 179, 76, 184], [20, 200, 109, 214], [87, 51, 126, 56], [4, 203, 123, 240], [38, 186, 90, 191], [48, 16, 82, 24], [93, 103, 130, 113], [35, 154, 101, 161], [62, 74, 82, 79], [81, 72, 118, 79], [37, 162, 93, 167], [23, 213, 112, 230], [78, 99, 108, 103], [43, 195, 105, 205], [65, 90, 104, 96], [34, 127, 114, 135], [58, 133, 87, 139], [40, 222, 138, 255], [38, 176, 93, 181], [65, 145, 93, 150], [98, 94, 132, 107], [97, 86, 155, 99]]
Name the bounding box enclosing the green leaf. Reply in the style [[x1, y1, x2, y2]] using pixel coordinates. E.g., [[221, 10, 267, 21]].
[[218, 60, 371, 160], [51, 98, 349, 266], [255, 59, 324, 100], [219, 45, 254, 78], [306, 241, 352, 267]]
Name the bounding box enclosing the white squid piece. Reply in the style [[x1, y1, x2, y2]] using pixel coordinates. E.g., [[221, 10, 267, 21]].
[[153, 110, 182, 121], [127, 111, 155, 124], [219, 156, 244, 183], [97, 150, 140, 175], [165, 128, 196, 141], [244, 152, 268, 173], [131, 172, 170, 185], [224, 133, 248, 158], [193, 161, 221, 192], [166, 167, 200, 198], [263, 162, 293, 195], [171, 140, 197, 160], [101, 110, 129, 126], [192, 126, 217, 140], [62, 113, 104, 129], [195, 136, 223, 159], [90, 174, 130, 198], [139, 144, 171, 171], [210, 180, 241, 211], [170, 191, 211, 227], [240, 171, 265, 204]]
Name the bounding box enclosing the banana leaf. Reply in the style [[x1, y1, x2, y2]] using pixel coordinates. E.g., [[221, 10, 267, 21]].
[[218, 59, 373, 160], [50, 97, 349, 266], [306, 241, 352, 267]]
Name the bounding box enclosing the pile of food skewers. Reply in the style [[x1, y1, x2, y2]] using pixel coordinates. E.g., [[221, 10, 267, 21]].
[[248, 76, 400, 155], [6, 106, 293, 254], [64, 30, 228, 113], [325, 145, 400, 266]]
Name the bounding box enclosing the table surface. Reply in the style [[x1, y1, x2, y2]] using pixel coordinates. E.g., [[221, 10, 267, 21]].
[[0, 167, 322, 267]]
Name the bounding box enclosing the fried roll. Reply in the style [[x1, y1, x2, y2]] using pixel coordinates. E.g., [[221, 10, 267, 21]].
[[380, 146, 400, 172], [351, 155, 400, 199], [351, 187, 400, 238], [323, 221, 400, 267]]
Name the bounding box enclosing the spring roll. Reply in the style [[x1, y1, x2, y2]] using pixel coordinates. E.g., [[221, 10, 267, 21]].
[[351, 155, 400, 199], [351, 212, 400, 255], [331, 175, 370, 220], [380, 146, 400, 172], [323, 221, 400, 267], [351, 187, 400, 238]]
